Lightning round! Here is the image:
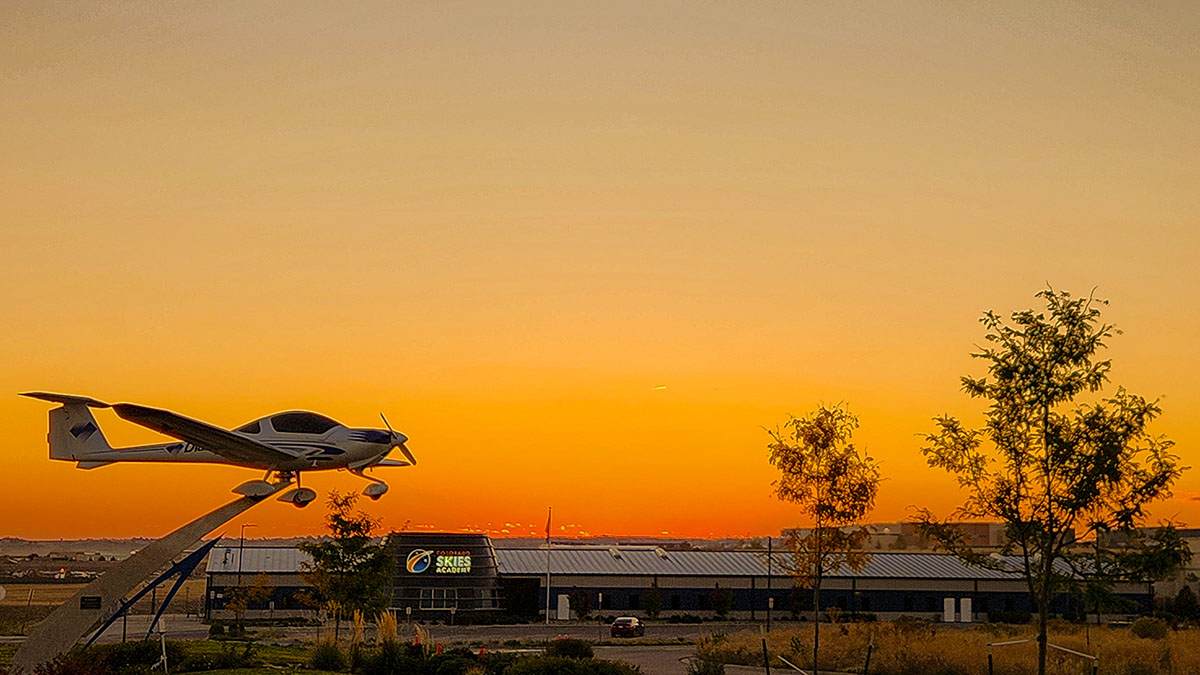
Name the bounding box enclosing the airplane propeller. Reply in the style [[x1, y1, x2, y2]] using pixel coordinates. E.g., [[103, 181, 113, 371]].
[[380, 413, 417, 465]]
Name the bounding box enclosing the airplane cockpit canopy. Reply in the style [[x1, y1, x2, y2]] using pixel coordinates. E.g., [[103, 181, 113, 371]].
[[268, 412, 342, 435]]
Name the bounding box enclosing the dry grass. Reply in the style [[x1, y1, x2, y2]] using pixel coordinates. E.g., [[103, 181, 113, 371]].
[[696, 621, 1200, 675]]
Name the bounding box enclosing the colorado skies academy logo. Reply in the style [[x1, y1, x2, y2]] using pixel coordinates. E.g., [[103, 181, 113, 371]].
[[406, 548, 472, 574], [406, 549, 433, 574]]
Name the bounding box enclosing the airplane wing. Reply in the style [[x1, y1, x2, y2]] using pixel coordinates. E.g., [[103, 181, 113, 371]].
[[111, 403, 297, 466]]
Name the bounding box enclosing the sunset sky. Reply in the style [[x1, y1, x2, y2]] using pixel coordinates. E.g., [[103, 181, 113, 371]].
[[1, 2, 1197, 540]]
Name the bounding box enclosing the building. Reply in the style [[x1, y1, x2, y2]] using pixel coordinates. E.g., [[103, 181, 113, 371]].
[[204, 534, 1152, 622]]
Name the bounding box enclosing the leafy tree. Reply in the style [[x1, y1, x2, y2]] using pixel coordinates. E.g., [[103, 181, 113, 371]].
[[643, 582, 663, 619], [225, 571, 272, 635], [1174, 585, 1199, 621], [916, 288, 1186, 675], [767, 403, 880, 673], [299, 491, 394, 642], [711, 585, 734, 619], [568, 589, 591, 619]]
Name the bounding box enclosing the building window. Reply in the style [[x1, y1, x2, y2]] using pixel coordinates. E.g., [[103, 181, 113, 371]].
[[629, 593, 640, 610], [903, 597, 913, 612], [236, 420, 261, 434], [671, 595, 682, 610], [978, 598, 989, 613], [860, 596, 870, 612], [419, 588, 459, 609], [699, 595, 710, 611], [837, 595, 847, 610], [926, 597, 937, 612]]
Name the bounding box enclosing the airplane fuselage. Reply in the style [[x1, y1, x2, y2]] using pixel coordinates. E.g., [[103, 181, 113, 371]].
[[73, 431, 392, 471]]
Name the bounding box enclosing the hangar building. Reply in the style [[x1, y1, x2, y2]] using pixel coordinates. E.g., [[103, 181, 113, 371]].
[[204, 533, 1152, 622]]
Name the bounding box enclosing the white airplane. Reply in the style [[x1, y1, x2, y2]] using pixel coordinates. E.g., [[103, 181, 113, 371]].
[[21, 392, 415, 508]]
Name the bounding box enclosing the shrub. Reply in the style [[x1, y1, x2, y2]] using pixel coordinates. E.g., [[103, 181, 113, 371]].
[[1174, 586, 1199, 621], [31, 654, 106, 675], [207, 623, 224, 637], [309, 640, 348, 671], [569, 590, 592, 620], [686, 659, 725, 675], [986, 610, 1032, 625], [82, 640, 186, 674], [712, 587, 734, 619], [503, 656, 641, 675], [1131, 617, 1169, 639], [355, 639, 414, 675], [176, 642, 258, 672], [545, 638, 594, 659], [480, 652, 520, 675]]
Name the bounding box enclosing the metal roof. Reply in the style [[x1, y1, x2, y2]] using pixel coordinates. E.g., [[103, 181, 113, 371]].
[[207, 545, 1068, 581], [494, 548, 1061, 581], [206, 546, 311, 574]]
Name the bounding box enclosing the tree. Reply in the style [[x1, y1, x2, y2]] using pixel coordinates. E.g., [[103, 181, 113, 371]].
[[225, 571, 272, 635], [568, 589, 591, 619], [299, 491, 394, 642], [767, 404, 880, 673], [1174, 585, 1199, 622], [916, 288, 1187, 675], [643, 582, 663, 619], [711, 585, 734, 619]]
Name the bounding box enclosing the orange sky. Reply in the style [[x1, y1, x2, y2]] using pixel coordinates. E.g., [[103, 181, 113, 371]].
[[1, 2, 1198, 539]]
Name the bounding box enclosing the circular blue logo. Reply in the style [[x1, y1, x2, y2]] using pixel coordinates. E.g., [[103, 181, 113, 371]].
[[406, 549, 433, 574]]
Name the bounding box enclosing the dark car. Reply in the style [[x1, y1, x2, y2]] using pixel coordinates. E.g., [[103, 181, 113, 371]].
[[610, 616, 645, 638]]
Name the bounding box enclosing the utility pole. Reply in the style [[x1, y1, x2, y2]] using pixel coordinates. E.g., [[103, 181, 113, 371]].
[[544, 507, 552, 625], [766, 536, 772, 633], [237, 524, 257, 587]]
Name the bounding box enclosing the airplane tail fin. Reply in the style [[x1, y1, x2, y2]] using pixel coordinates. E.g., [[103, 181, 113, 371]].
[[22, 392, 114, 462], [48, 404, 115, 461]]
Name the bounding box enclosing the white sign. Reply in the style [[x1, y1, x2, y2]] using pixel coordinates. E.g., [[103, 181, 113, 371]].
[[959, 597, 972, 623], [556, 594, 570, 621], [943, 597, 956, 623]]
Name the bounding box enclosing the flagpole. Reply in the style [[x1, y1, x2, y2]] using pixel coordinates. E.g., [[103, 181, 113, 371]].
[[545, 506, 552, 625]]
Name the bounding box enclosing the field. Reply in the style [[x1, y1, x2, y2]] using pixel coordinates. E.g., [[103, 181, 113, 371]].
[[697, 621, 1199, 675]]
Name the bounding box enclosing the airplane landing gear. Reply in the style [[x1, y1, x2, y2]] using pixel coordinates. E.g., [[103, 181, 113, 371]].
[[277, 488, 317, 508], [351, 469, 389, 500], [273, 471, 316, 508]]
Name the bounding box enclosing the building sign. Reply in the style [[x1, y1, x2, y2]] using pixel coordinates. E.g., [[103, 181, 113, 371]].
[[406, 548, 471, 574], [435, 551, 472, 574], [80, 596, 102, 610]]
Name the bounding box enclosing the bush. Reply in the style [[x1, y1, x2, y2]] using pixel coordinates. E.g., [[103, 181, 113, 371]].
[[81, 640, 187, 674], [309, 640, 348, 671], [503, 656, 641, 675], [545, 638, 594, 659], [1131, 617, 1169, 639], [569, 590, 592, 620], [667, 614, 704, 624], [176, 642, 258, 672], [1174, 586, 1199, 621], [31, 654, 106, 675], [686, 659, 725, 675], [353, 639, 415, 675], [987, 610, 1032, 625], [207, 623, 224, 637]]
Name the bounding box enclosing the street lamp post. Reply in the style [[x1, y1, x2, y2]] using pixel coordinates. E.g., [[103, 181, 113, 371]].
[[237, 523, 257, 588]]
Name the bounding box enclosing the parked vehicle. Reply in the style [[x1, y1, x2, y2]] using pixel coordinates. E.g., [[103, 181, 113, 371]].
[[610, 616, 645, 637]]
